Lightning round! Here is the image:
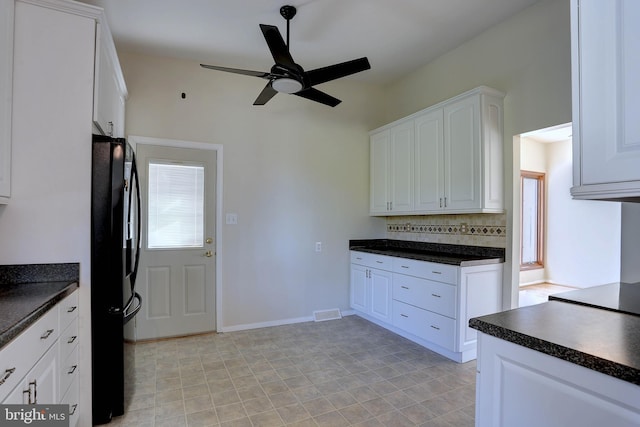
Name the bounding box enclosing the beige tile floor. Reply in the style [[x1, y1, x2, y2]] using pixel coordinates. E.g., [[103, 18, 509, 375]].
[[111, 315, 476, 427]]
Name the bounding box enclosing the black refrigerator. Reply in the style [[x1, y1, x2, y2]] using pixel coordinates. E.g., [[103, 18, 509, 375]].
[[91, 134, 142, 425]]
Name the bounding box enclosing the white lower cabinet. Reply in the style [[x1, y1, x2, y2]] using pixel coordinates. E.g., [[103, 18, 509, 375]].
[[475, 332, 640, 427], [350, 252, 393, 323], [0, 289, 79, 424], [350, 251, 502, 362]]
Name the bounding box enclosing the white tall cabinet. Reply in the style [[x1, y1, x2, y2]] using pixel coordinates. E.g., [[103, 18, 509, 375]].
[[570, 0, 640, 201], [5, 1, 125, 425], [370, 86, 504, 215]]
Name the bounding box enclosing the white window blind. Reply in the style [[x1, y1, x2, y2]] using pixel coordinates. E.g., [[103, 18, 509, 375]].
[[147, 162, 204, 249]]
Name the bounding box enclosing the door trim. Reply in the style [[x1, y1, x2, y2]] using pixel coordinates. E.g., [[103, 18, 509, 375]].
[[129, 135, 223, 333]]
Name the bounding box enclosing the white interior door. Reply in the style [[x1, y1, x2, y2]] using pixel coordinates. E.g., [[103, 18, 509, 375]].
[[134, 144, 216, 340]]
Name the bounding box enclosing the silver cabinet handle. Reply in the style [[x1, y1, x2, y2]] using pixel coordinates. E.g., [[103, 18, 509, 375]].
[[440, 198, 443, 208], [40, 329, 54, 340], [401, 265, 409, 269], [69, 404, 78, 416], [400, 314, 408, 318], [376, 261, 383, 264], [444, 197, 447, 207], [431, 294, 441, 298], [29, 380, 37, 404], [431, 271, 442, 275], [401, 286, 409, 290], [67, 306, 77, 313], [68, 336, 77, 344], [0, 367, 16, 386], [430, 325, 440, 330], [68, 365, 77, 375]]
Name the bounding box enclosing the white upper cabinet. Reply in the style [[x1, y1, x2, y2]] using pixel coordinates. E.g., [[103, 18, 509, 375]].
[[370, 86, 504, 216], [0, 0, 14, 203], [571, 0, 640, 201], [93, 21, 127, 137], [369, 122, 415, 214]]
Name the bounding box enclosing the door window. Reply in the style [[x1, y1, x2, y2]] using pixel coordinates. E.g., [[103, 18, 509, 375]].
[[147, 161, 204, 249]]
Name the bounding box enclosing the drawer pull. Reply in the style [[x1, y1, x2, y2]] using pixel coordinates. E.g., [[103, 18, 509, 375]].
[[376, 261, 383, 264], [430, 325, 440, 330], [0, 367, 16, 385], [67, 306, 77, 313], [29, 380, 37, 404], [401, 286, 409, 290], [40, 329, 54, 340], [68, 365, 78, 375], [431, 271, 442, 275], [431, 293, 441, 298], [400, 314, 408, 318], [401, 265, 409, 269], [68, 336, 78, 344], [70, 404, 78, 416]]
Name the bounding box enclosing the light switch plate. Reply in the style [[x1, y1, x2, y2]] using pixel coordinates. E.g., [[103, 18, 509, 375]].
[[226, 213, 238, 225]]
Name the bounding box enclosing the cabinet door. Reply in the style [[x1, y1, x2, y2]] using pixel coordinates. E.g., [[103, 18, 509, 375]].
[[3, 344, 58, 404], [369, 130, 390, 214], [573, 0, 640, 188], [389, 121, 414, 212], [350, 264, 369, 313], [93, 23, 126, 137], [369, 268, 392, 323], [443, 96, 481, 211], [0, 0, 13, 202], [414, 109, 444, 211]]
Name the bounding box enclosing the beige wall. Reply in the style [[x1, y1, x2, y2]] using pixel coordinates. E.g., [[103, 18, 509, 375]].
[[382, 0, 572, 308], [119, 52, 386, 330], [120, 0, 572, 327]]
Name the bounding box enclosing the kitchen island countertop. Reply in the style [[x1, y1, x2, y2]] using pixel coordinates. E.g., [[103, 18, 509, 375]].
[[470, 301, 640, 386]]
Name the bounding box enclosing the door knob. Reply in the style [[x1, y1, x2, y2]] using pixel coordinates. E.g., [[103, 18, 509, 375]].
[[205, 237, 213, 244], [204, 250, 213, 257]]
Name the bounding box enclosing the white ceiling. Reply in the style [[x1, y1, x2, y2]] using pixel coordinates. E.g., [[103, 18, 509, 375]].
[[77, 0, 540, 85]]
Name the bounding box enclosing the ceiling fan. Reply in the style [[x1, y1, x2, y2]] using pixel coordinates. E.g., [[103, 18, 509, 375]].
[[200, 5, 371, 107]]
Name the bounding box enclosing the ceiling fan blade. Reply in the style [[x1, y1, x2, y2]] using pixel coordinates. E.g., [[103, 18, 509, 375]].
[[200, 64, 270, 78], [253, 82, 278, 105], [294, 87, 341, 107], [259, 24, 297, 71], [305, 57, 371, 86]]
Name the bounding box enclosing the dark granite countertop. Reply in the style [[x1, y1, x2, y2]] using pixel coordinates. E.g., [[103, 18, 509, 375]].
[[349, 239, 505, 266], [470, 301, 640, 385], [549, 282, 640, 317], [0, 263, 79, 349]]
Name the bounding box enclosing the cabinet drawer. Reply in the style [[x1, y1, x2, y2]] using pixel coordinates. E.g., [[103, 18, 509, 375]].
[[392, 300, 455, 351], [392, 274, 456, 318], [0, 306, 59, 402], [350, 251, 393, 270], [59, 344, 78, 399], [58, 289, 79, 331], [58, 317, 79, 363], [392, 257, 457, 284], [61, 375, 79, 427]]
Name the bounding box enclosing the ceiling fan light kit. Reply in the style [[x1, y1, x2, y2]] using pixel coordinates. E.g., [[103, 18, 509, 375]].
[[200, 4, 370, 107]]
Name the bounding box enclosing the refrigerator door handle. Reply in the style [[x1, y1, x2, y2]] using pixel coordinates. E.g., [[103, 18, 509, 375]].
[[122, 292, 142, 325]]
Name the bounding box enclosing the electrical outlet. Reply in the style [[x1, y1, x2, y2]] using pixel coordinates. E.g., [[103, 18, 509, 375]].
[[315, 242, 322, 252], [460, 223, 468, 234]]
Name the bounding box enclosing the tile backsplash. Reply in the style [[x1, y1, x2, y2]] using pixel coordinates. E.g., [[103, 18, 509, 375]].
[[386, 213, 507, 248]]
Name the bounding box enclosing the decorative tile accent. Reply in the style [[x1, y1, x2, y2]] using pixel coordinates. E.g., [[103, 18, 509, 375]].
[[385, 213, 507, 248]]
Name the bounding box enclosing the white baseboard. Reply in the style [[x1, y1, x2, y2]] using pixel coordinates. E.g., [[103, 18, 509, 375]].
[[218, 310, 356, 333]]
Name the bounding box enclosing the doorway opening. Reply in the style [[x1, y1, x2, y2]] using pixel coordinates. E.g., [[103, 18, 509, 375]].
[[514, 124, 621, 307]]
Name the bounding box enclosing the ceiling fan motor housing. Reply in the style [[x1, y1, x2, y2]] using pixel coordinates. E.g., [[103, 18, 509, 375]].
[[280, 5, 297, 20]]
